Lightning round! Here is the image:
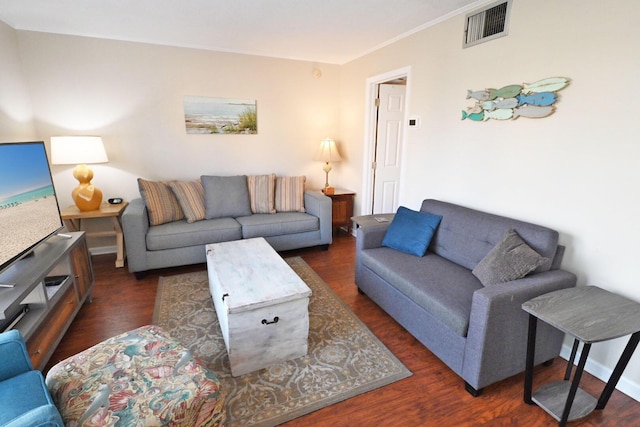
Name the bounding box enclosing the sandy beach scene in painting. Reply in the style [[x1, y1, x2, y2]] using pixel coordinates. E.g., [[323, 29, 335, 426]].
[[0, 196, 62, 263], [184, 96, 257, 134]]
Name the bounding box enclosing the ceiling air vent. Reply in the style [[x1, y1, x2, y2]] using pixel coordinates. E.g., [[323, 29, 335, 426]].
[[463, 0, 511, 48]]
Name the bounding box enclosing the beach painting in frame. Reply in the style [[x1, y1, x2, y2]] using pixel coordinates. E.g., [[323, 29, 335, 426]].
[[184, 96, 257, 134]]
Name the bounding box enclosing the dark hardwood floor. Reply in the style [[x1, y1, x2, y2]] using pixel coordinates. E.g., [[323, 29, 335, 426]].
[[47, 234, 640, 426]]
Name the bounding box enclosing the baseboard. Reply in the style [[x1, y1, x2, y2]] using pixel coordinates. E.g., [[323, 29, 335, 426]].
[[560, 343, 640, 402], [88, 245, 117, 256]]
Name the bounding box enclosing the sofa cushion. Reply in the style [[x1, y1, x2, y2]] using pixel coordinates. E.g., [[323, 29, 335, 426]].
[[237, 212, 319, 238], [275, 176, 306, 212], [472, 229, 549, 286], [382, 206, 442, 257], [138, 179, 185, 226], [168, 180, 206, 223], [201, 175, 252, 219], [360, 247, 482, 337], [247, 174, 276, 214], [146, 217, 242, 250]]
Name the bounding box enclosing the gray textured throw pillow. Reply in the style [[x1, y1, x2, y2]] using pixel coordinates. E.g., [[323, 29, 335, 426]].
[[201, 175, 252, 219], [472, 229, 549, 286]]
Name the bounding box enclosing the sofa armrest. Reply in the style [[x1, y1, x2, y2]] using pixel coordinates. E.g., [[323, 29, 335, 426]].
[[304, 190, 333, 244], [122, 198, 150, 273], [462, 269, 577, 389], [0, 330, 33, 381], [355, 223, 390, 251], [354, 223, 391, 285]]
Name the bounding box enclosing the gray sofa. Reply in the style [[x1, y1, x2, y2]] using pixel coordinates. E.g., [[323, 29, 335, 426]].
[[123, 190, 332, 277], [355, 199, 577, 395]]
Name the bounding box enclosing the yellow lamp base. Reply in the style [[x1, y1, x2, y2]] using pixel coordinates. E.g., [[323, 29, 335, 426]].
[[71, 164, 103, 211]]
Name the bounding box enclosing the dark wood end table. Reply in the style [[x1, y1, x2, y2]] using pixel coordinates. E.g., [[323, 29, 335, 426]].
[[323, 189, 355, 234]]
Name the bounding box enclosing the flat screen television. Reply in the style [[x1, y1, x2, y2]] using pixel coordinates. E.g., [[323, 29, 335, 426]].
[[0, 141, 64, 275]]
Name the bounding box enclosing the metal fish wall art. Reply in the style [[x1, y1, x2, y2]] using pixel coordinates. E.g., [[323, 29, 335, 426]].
[[463, 77, 569, 121]]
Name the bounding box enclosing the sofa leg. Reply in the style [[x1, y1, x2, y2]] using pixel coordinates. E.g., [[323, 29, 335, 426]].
[[543, 358, 554, 367], [464, 382, 483, 397], [321, 244, 329, 251], [134, 271, 147, 280], [357, 287, 366, 295]]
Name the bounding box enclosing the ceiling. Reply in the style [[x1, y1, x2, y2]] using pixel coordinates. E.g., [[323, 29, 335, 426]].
[[0, 0, 485, 64]]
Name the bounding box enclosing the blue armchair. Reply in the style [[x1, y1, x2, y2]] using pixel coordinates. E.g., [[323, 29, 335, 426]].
[[0, 329, 63, 427]]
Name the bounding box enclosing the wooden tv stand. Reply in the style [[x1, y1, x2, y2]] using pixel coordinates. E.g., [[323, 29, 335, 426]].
[[0, 232, 94, 370]]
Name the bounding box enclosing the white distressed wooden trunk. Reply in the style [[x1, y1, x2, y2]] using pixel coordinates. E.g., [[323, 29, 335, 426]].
[[206, 238, 312, 377]]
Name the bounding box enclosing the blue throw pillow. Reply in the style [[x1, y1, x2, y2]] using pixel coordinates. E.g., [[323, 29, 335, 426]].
[[381, 206, 443, 256]]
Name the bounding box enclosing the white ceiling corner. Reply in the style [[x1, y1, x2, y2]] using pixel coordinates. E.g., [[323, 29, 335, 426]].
[[0, 0, 486, 64]]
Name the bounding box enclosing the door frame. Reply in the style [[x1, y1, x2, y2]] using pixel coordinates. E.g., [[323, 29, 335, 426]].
[[361, 66, 412, 215]]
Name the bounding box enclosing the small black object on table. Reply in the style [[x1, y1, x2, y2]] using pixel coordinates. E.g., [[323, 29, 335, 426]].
[[522, 286, 640, 426]]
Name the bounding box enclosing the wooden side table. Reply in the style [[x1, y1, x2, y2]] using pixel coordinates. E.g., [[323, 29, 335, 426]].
[[324, 189, 355, 234], [522, 286, 640, 426], [60, 202, 129, 268]]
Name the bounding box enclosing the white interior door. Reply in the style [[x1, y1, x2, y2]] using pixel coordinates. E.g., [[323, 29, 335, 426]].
[[372, 83, 406, 214]]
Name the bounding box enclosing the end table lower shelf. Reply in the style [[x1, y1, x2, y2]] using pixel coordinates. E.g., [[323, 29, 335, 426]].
[[532, 381, 597, 422]]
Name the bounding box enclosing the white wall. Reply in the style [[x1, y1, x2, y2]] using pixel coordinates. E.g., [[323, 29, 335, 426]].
[[14, 31, 341, 207], [12, 31, 340, 247], [0, 21, 36, 140], [340, 0, 640, 399]]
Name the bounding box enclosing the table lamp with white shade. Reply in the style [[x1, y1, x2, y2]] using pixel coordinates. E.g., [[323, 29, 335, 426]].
[[315, 137, 342, 195], [51, 136, 108, 211]]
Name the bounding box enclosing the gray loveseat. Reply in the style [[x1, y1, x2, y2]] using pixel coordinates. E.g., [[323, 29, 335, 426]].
[[355, 199, 577, 395], [123, 176, 332, 278]]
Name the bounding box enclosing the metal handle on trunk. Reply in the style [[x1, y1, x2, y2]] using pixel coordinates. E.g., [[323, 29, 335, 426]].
[[261, 317, 279, 325]]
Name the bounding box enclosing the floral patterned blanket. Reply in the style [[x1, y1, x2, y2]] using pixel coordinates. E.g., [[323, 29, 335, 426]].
[[46, 325, 226, 426]]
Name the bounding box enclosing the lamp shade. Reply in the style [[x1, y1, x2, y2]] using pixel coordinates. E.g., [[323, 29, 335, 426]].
[[51, 136, 108, 165], [315, 138, 342, 163]]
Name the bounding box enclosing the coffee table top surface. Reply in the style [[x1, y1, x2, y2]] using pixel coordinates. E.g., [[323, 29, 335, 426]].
[[522, 286, 640, 343], [206, 238, 311, 313]]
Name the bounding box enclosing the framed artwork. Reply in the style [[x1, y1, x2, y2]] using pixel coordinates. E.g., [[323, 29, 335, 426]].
[[184, 96, 257, 134]]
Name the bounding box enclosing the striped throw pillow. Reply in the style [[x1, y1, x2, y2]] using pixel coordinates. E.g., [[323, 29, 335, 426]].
[[247, 174, 276, 214], [138, 179, 185, 226], [275, 176, 306, 212], [169, 180, 206, 223]]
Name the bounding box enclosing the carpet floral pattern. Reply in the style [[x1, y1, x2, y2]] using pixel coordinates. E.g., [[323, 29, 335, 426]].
[[153, 257, 411, 426]]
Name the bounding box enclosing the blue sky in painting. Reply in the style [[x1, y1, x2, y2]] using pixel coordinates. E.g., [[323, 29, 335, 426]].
[[0, 142, 53, 199]]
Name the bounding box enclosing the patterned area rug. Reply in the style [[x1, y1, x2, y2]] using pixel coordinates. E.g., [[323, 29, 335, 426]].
[[153, 257, 411, 426]]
